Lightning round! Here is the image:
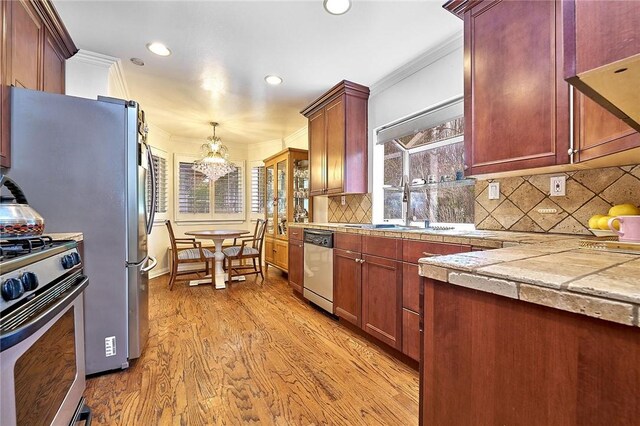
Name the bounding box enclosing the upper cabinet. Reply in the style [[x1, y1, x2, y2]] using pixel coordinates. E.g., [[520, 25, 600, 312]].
[[301, 80, 369, 196], [564, 0, 640, 132], [1, 0, 77, 168], [444, 0, 639, 176]]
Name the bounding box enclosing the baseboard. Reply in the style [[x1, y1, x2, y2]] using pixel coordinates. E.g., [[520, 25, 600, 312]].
[[150, 267, 169, 279]]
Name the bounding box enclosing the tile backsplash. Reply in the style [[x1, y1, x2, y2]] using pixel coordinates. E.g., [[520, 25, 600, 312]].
[[475, 165, 640, 235], [328, 194, 373, 223]]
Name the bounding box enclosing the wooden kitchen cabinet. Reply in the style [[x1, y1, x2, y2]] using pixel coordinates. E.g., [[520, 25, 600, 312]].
[[444, 0, 639, 175], [0, 0, 76, 168], [563, 0, 640, 132], [263, 148, 312, 273], [361, 253, 403, 350], [332, 233, 403, 351], [288, 232, 304, 293], [420, 277, 640, 425], [301, 80, 369, 196], [402, 240, 471, 361]]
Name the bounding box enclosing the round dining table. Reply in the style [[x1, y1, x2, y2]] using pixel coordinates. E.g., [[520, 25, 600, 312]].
[[185, 229, 249, 289]]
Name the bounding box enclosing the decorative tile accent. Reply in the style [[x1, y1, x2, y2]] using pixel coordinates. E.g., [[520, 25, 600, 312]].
[[476, 165, 640, 235], [328, 194, 372, 223]]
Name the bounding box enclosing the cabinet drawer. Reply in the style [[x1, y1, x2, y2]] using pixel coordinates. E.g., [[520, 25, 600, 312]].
[[334, 232, 362, 252], [289, 228, 304, 243], [402, 262, 420, 312], [403, 240, 470, 263], [363, 235, 402, 260]]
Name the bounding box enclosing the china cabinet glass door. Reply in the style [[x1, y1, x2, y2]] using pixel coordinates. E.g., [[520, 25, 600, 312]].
[[276, 160, 287, 237], [293, 159, 310, 223], [265, 165, 275, 236]]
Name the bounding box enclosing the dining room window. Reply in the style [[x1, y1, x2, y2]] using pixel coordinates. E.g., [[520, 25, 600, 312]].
[[175, 154, 245, 222], [250, 162, 266, 220]]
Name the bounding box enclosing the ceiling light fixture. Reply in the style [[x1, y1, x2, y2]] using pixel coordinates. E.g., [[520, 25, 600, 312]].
[[130, 57, 145, 66], [323, 0, 351, 15], [264, 75, 283, 85], [146, 42, 171, 56], [192, 122, 236, 182]]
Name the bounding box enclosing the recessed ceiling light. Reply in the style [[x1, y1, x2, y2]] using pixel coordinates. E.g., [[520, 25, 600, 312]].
[[146, 42, 171, 57], [265, 75, 283, 85], [324, 0, 351, 15], [130, 57, 145, 66]]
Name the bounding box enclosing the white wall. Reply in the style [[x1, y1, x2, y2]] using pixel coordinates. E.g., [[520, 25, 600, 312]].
[[368, 34, 463, 223], [65, 50, 129, 100]]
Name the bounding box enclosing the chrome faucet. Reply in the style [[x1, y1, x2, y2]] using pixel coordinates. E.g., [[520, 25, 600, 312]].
[[402, 175, 412, 227]]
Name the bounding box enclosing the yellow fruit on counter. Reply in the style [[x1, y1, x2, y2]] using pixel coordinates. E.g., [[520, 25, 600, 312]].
[[608, 203, 640, 217], [588, 214, 605, 229], [597, 215, 620, 230]]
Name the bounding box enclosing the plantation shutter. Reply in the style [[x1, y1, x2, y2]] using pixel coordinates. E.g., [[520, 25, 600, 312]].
[[251, 165, 265, 214], [146, 154, 168, 214], [214, 165, 243, 214], [178, 161, 210, 214]]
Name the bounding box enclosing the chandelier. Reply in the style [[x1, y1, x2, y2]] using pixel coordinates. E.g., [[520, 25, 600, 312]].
[[192, 122, 236, 182]]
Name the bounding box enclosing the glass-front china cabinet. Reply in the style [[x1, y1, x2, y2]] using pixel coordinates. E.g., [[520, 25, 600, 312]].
[[263, 148, 312, 273]]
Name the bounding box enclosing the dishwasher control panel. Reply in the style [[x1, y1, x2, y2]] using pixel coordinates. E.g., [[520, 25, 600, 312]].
[[303, 230, 334, 248]]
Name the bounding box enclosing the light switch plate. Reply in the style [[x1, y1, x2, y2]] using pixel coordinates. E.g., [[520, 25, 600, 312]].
[[488, 182, 500, 200], [550, 176, 566, 197], [341, 195, 346, 206]]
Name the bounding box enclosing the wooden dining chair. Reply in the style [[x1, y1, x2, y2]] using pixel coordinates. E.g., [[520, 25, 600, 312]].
[[222, 219, 268, 282], [165, 220, 215, 290]]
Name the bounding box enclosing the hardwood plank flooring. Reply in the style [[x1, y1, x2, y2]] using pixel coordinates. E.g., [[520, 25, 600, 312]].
[[83, 271, 419, 425]]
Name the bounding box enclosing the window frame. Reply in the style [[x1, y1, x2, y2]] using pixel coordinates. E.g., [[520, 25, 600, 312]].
[[147, 146, 169, 223], [248, 160, 266, 222], [174, 153, 245, 223]]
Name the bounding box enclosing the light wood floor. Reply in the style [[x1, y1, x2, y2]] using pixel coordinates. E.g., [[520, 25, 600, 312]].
[[83, 270, 419, 425]]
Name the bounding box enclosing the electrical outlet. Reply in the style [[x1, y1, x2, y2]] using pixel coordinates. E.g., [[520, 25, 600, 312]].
[[550, 176, 566, 196], [537, 208, 558, 214], [488, 182, 500, 200], [341, 195, 346, 206], [105, 336, 116, 357]]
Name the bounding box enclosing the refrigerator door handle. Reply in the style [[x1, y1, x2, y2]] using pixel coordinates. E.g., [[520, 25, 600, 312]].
[[144, 141, 157, 235], [141, 256, 157, 273]]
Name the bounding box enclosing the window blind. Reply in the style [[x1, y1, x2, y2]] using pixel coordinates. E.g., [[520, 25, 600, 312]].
[[251, 165, 265, 214], [178, 161, 210, 214], [214, 166, 243, 214], [146, 154, 168, 214]]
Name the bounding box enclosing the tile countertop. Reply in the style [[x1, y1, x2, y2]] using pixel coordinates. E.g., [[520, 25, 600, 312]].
[[48, 232, 83, 242], [290, 223, 640, 327]]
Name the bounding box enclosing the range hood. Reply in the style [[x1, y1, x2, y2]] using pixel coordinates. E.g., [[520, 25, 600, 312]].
[[571, 54, 640, 133]]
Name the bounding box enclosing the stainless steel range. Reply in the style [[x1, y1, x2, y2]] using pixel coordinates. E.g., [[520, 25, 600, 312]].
[[0, 236, 91, 426]]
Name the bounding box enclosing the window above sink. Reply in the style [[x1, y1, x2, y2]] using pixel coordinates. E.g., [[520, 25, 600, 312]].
[[372, 97, 474, 226]]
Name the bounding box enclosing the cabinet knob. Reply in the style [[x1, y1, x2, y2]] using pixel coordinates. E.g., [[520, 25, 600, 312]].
[[568, 148, 578, 155]]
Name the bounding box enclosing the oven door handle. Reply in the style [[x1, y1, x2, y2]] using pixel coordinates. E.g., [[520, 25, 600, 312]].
[[0, 275, 89, 352]]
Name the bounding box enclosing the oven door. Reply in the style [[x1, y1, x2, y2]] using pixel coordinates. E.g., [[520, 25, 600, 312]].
[[0, 275, 88, 426]]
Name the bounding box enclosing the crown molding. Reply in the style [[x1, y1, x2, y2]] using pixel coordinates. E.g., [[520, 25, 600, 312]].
[[370, 32, 463, 96], [108, 59, 130, 100], [284, 126, 308, 143]]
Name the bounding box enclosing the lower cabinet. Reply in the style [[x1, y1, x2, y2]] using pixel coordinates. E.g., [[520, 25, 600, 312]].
[[361, 254, 402, 350], [265, 237, 288, 272], [333, 248, 362, 326], [288, 239, 303, 293]]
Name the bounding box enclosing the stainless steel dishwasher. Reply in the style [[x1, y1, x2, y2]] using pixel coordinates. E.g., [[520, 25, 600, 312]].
[[303, 229, 334, 313]]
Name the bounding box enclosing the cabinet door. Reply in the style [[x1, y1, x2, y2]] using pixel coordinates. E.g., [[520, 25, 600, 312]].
[[361, 254, 402, 350], [575, 93, 640, 162], [1, 1, 10, 167], [265, 238, 274, 264], [333, 248, 361, 326], [265, 165, 275, 237], [465, 0, 568, 175], [43, 29, 64, 94], [11, 0, 42, 90], [274, 239, 288, 270], [402, 309, 420, 361], [325, 96, 345, 194], [288, 241, 303, 293], [308, 109, 326, 195], [402, 262, 420, 313], [276, 159, 288, 238]]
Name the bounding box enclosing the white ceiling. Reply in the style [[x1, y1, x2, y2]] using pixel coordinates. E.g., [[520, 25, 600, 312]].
[[54, 0, 462, 144]]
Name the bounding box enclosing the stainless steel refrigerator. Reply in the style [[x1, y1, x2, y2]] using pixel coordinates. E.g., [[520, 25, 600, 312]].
[[7, 87, 157, 374]]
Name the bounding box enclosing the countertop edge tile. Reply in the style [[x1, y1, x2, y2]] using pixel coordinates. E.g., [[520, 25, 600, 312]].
[[448, 272, 519, 299], [418, 264, 449, 282], [519, 284, 635, 326], [48, 232, 83, 242]]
